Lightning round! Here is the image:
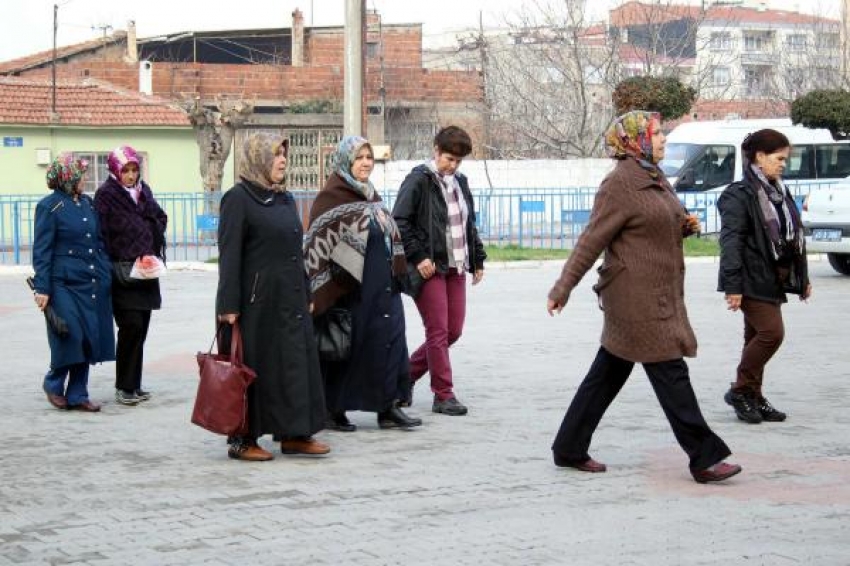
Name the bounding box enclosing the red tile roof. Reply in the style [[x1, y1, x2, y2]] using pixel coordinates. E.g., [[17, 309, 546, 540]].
[[0, 77, 190, 127], [704, 5, 835, 26], [0, 35, 125, 75], [611, 1, 836, 27], [611, 1, 703, 27]]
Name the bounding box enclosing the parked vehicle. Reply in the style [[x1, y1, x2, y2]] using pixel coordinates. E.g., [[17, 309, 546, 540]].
[[660, 118, 850, 232], [661, 118, 850, 192], [803, 184, 850, 275]]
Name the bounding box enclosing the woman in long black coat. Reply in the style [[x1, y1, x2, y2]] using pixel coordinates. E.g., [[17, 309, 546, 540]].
[[304, 136, 421, 432], [32, 154, 115, 412], [217, 132, 327, 462]]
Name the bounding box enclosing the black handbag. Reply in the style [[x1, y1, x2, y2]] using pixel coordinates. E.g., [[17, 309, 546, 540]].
[[315, 307, 352, 362], [400, 262, 425, 299], [112, 261, 140, 286]]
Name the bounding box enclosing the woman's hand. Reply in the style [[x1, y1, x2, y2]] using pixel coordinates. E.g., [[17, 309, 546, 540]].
[[417, 259, 436, 280], [800, 284, 813, 302], [217, 313, 239, 324], [725, 294, 742, 312], [34, 293, 49, 311], [472, 269, 484, 285], [682, 214, 702, 238], [546, 298, 564, 316]]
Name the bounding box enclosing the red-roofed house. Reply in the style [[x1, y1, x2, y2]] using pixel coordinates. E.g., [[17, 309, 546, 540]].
[[0, 77, 196, 195]]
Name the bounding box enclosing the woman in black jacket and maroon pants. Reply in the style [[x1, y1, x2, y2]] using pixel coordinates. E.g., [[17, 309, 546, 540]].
[[392, 126, 486, 416], [94, 146, 167, 406]]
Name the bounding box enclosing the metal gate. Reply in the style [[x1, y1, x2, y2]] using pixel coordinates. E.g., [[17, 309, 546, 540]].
[[235, 127, 342, 191]]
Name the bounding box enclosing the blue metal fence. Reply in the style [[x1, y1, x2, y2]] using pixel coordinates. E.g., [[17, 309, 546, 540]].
[[0, 182, 831, 265]]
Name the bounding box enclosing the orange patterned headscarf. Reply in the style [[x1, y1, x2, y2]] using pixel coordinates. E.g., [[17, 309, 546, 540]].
[[605, 111, 661, 160]]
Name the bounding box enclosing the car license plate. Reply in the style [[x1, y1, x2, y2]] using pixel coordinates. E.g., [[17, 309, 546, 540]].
[[813, 229, 842, 242]]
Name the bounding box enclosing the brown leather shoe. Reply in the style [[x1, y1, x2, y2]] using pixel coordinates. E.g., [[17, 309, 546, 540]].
[[69, 400, 101, 412], [44, 392, 68, 410], [280, 437, 331, 455], [691, 462, 742, 484], [228, 444, 274, 462], [554, 455, 607, 473], [43, 384, 67, 410]]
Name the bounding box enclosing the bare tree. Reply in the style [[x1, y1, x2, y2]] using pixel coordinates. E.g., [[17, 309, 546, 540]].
[[484, 0, 618, 158], [182, 97, 254, 199]]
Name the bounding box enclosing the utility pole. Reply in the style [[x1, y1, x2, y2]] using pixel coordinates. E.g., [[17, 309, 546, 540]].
[[343, 0, 364, 137], [52, 4, 58, 118], [478, 11, 491, 159]]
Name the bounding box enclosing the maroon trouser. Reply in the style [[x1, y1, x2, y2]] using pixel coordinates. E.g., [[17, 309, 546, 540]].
[[409, 271, 467, 401], [734, 298, 785, 397]]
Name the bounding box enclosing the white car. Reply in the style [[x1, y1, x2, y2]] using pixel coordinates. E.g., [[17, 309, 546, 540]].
[[803, 184, 850, 275]]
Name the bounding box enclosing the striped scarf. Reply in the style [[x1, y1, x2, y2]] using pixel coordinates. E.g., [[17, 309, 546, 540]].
[[430, 162, 468, 272]]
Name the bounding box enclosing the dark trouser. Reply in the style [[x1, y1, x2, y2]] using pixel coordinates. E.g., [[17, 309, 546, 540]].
[[409, 271, 467, 401], [114, 308, 151, 392], [44, 362, 90, 405], [552, 346, 731, 471], [734, 298, 784, 397]]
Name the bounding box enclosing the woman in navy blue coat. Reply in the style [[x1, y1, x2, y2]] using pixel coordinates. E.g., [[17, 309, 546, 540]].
[[304, 136, 421, 431], [32, 154, 115, 411]]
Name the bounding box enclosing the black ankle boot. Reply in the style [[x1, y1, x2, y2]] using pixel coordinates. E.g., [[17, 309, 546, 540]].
[[378, 404, 422, 429], [326, 411, 357, 432]]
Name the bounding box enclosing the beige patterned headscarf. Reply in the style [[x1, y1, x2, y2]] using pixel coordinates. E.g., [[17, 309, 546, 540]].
[[238, 132, 289, 192]]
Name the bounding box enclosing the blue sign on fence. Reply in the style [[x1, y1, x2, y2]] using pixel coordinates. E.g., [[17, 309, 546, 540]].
[[562, 210, 591, 223], [3, 137, 23, 148], [196, 214, 219, 231], [520, 200, 545, 213]]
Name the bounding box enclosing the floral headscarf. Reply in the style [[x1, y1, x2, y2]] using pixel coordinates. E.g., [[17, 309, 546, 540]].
[[46, 153, 89, 195], [238, 132, 289, 192], [330, 135, 375, 200], [605, 110, 662, 174], [107, 145, 141, 188]]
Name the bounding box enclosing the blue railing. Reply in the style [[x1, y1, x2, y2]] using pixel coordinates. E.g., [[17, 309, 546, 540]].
[[1, 183, 830, 265]]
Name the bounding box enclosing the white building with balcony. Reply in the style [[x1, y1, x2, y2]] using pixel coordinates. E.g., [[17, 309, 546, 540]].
[[697, 6, 841, 100]]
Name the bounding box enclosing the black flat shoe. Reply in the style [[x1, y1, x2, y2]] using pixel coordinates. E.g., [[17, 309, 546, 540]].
[[378, 405, 422, 429], [326, 412, 357, 432]]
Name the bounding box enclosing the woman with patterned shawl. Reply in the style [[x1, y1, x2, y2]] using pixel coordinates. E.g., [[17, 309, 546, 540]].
[[304, 136, 422, 432], [33, 154, 115, 412], [546, 111, 741, 484], [216, 132, 328, 461]]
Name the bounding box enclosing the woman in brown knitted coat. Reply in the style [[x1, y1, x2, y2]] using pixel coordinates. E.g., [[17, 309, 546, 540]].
[[546, 111, 741, 484]]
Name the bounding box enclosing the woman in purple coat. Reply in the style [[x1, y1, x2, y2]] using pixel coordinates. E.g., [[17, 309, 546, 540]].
[[94, 146, 167, 406]]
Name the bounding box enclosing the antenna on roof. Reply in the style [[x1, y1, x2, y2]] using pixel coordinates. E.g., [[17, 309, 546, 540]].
[[92, 23, 113, 39], [52, 3, 57, 120]]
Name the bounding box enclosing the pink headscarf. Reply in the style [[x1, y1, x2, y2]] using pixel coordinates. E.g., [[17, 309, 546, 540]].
[[107, 145, 141, 188]]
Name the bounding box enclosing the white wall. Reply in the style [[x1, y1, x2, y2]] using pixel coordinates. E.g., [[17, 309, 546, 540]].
[[371, 158, 614, 192]]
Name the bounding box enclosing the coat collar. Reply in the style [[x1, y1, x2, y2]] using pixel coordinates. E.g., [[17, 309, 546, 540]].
[[618, 157, 672, 192]]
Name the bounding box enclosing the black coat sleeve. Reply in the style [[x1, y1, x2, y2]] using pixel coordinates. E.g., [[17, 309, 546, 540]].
[[216, 188, 245, 315], [460, 178, 486, 270], [392, 171, 429, 266], [717, 187, 748, 295]]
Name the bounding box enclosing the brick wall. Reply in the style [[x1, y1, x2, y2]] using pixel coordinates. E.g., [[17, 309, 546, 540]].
[[16, 61, 481, 106]]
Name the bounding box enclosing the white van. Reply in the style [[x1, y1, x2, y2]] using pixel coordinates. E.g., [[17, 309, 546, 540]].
[[659, 118, 850, 232]]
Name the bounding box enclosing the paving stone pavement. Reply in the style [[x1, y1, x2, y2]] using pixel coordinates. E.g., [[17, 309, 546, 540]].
[[1, 258, 849, 566]]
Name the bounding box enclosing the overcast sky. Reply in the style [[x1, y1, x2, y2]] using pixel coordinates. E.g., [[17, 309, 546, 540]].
[[0, 0, 841, 63]]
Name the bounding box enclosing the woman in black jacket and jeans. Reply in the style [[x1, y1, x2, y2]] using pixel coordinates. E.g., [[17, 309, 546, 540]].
[[717, 129, 812, 424], [392, 126, 486, 416]]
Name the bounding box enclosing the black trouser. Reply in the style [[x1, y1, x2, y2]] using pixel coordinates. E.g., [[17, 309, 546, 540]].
[[114, 308, 152, 392], [552, 347, 731, 471]]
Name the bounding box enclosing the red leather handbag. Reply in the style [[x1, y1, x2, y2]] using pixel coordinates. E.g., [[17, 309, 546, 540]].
[[192, 322, 256, 436]]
